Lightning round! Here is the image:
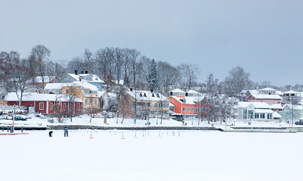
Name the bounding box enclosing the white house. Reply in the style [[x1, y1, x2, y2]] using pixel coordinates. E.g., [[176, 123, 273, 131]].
[[236, 102, 276, 122]]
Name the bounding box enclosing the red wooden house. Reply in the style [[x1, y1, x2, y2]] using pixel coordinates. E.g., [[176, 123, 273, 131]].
[[169, 95, 208, 118], [4, 92, 83, 114]]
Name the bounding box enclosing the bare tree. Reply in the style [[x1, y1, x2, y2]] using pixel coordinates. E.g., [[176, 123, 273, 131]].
[[178, 63, 200, 90], [157, 61, 180, 95], [7, 54, 34, 108], [83, 49, 94, 74], [204, 73, 220, 123], [66, 56, 84, 73], [30, 45, 51, 89], [118, 94, 134, 123], [223, 66, 253, 97], [64, 84, 81, 122]]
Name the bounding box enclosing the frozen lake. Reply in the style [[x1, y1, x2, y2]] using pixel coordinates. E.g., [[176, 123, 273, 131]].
[[1, 130, 302, 181]]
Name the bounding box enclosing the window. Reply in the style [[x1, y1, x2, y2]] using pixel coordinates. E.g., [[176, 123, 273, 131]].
[[50, 102, 53, 111], [39, 102, 44, 110], [188, 107, 190, 113], [248, 110, 253, 119], [267, 114, 272, 119], [155, 103, 158, 108], [63, 103, 66, 111], [192, 108, 195, 113], [255, 113, 259, 119], [66, 90, 69, 94], [95, 100, 97, 105], [85, 99, 88, 105], [183, 107, 186, 113], [147, 103, 151, 107], [260, 113, 265, 119]]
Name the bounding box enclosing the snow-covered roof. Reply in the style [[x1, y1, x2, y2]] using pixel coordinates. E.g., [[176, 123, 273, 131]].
[[45, 81, 98, 92], [187, 90, 198, 94], [249, 90, 259, 94], [254, 109, 273, 113], [260, 87, 276, 91], [171, 89, 185, 93], [45, 83, 66, 90], [237, 102, 271, 109], [250, 94, 282, 100], [69, 74, 104, 83], [169, 102, 175, 107], [284, 90, 299, 94], [4, 92, 83, 102], [270, 104, 283, 109], [273, 112, 282, 118], [276, 91, 283, 96], [183, 97, 197, 105], [128, 90, 167, 101], [72, 81, 98, 91], [170, 96, 183, 103], [184, 96, 205, 105], [98, 91, 107, 97]]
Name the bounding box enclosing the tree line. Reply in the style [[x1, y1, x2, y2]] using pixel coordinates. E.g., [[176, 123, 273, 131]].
[[1, 44, 302, 99]]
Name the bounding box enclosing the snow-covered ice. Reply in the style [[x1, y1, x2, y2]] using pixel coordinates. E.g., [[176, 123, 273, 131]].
[[0, 130, 302, 181]]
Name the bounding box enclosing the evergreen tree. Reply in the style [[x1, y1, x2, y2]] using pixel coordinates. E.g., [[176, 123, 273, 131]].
[[148, 59, 158, 90]]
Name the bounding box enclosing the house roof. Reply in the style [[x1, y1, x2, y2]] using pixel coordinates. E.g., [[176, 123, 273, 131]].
[[249, 90, 259, 94], [45, 83, 67, 90], [71, 81, 98, 91], [273, 112, 282, 118], [187, 90, 198, 94], [128, 90, 167, 101], [284, 90, 299, 94], [254, 109, 273, 113], [260, 87, 276, 91], [270, 104, 283, 109], [171, 89, 185, 93], [4, 92, 83, 102], [98, 91, 107, 97], [237, 102, 271, 109], [68, 73, 104, 83], [250, 94, 282, 100], [45, 81, 98, 92]]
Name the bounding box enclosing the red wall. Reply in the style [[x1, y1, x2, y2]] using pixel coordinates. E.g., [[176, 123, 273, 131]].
[[7, 101, 82, 114]]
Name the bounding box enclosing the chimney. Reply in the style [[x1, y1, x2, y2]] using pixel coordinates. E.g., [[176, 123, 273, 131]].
[[75, 70, 78, 75]]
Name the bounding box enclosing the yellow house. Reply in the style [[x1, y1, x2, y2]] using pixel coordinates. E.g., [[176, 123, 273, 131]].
[[125, 90, 170, 119], [45, 81, 100, 112]]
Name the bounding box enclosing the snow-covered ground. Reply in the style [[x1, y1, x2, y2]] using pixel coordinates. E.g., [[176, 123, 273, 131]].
[[0, 113, 298, 129], [1, 130, 302, 181]]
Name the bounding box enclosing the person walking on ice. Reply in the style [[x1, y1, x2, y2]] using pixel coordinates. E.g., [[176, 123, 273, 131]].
[[64, 126, 68, 137]]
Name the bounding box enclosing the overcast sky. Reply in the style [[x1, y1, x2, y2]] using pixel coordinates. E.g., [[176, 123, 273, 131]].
[[1, 0, 303, 86]]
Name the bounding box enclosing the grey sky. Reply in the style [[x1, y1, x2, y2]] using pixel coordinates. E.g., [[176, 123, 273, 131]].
[[1, 0, 302, 86]]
